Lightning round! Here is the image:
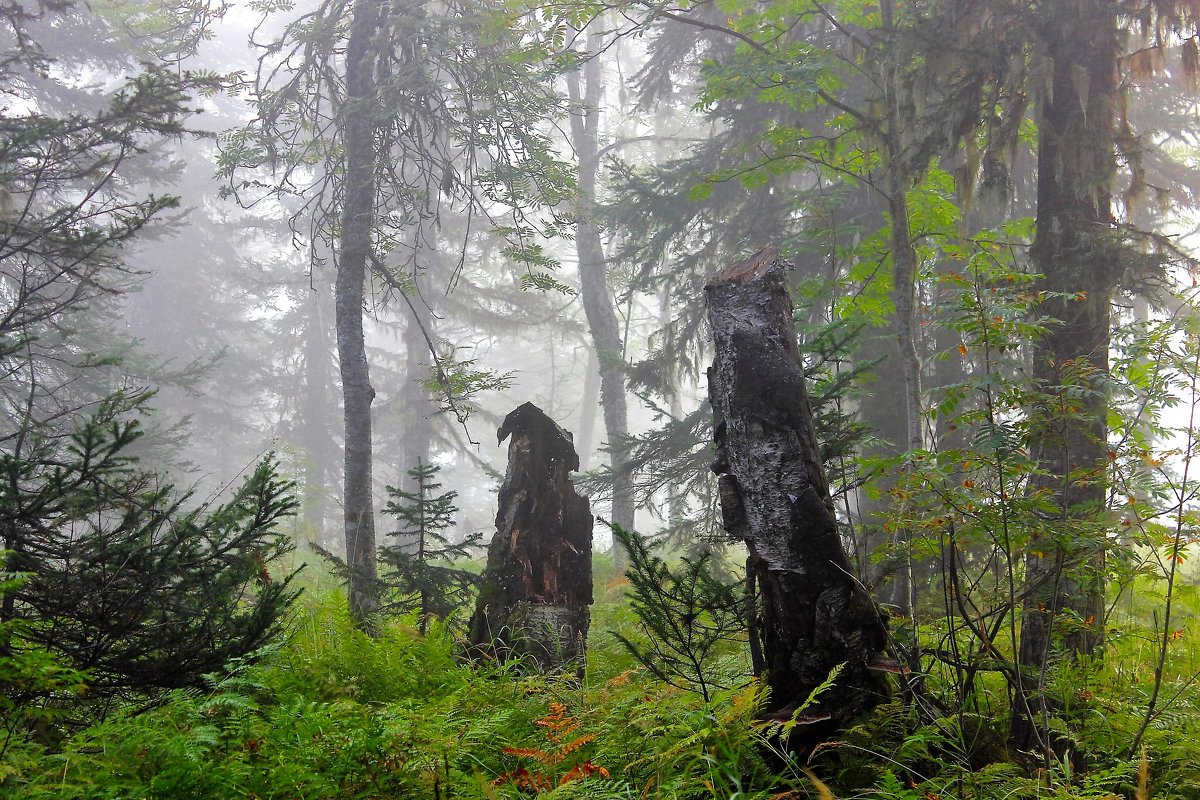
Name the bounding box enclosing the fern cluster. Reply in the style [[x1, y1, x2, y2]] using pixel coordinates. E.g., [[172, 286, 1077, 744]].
[[4, 585, 1200, 799]]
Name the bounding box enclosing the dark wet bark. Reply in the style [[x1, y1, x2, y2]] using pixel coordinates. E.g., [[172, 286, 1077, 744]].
[[336, 0, 386, 627], [468, 403, 594, 672], [707, 249, 889, 746], [1012, 0, 1121, 754]]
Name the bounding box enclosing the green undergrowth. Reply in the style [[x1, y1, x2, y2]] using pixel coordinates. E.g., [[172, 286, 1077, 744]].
[[4, 586, 1200, 799], [0, 591, 770, 800]]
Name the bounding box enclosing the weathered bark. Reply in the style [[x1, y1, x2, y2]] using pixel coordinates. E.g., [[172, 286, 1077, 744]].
[[568, 33, 634, 565], [1012, 0, 1121, 754], [336, 0, 386, 627], [468, 403, 593, 672], [707, 248, 889, 743]]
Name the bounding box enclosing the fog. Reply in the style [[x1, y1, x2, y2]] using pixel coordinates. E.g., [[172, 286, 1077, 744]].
[[4, 0, 1199, 578]]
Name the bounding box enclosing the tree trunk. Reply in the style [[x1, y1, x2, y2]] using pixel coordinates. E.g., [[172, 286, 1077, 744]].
[[299, 284, 336, 550], [1012, 0, 1121, 754], [882, 153, 924, 459], [336, 0, 386, 627], [576, 347, 600, 470], [707, 248, 889, 745], [468, 403, 593, 672], [659, 286, 686, 534], [568, 32, 634, 564], [395, 273, 437, 554], [876, 0, 925, 617], [854, 325, 912, 594]]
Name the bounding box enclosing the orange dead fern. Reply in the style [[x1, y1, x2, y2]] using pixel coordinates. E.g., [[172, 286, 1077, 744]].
[[492, 702, 611, 793]]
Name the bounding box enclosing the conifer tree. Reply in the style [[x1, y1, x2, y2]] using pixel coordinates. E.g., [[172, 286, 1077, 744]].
[[610, 524, 745, 703], [0, 394, 300, 703], [380, 459, 479, 634]]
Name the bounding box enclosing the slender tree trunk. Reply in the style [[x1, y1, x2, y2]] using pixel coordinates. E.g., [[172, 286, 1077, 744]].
[[568, 33, 634, 561], [395, 273, 437, 554], [1012, 0, 1121, 754], [576, 348, 600, 470], [659, 286, 686, 533], [882, 176, 924, 457], [707, 248, 889, 747], [416, 456, 430, 634], [855, 326, 911, 587], [300, 284, 336, 549], [876, 0, 926, 617], [336, 0, 386, 627]]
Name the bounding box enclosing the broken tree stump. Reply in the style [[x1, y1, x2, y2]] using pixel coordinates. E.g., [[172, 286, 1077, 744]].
[[467, 402, 593, 672], [706, 247, 889, 741]]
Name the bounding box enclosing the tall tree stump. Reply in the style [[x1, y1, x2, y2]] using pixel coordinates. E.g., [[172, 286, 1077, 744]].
[[468, 403, 593, 672], [707, 248, 888, 740]]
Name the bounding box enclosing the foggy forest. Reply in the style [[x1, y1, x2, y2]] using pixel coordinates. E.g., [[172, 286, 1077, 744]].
[[5, 0, 1200, 797]]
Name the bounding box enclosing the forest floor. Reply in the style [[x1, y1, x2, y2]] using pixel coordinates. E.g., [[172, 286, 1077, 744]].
[[5, 553, 1200, 800]]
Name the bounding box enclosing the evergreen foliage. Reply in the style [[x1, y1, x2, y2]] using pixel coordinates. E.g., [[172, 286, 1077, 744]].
[[0, 59, 214, 437], [609, 524, 746, 702], [379, 459, 479, 633], [0, 393, 301, 702], [0, 571, 90, 753]]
